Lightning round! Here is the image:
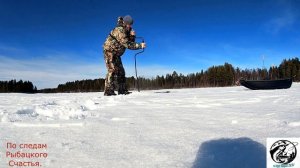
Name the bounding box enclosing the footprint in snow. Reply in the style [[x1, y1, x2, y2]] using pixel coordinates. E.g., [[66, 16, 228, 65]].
[[288, 121, 300, 127], [111, 117, 127, 121]]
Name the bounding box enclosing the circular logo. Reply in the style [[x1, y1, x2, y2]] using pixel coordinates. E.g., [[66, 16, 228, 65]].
[[270, 140, 298, 164]]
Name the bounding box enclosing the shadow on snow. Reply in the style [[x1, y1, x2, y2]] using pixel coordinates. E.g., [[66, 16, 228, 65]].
[[192, 137, 266, 168]]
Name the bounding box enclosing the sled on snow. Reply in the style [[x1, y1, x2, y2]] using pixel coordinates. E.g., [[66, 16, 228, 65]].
[[239, 78, 292, 90]]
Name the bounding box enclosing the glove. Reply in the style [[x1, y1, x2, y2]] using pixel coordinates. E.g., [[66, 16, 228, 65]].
[[141, 42, 146, 49], [130, 30, 135, 36]]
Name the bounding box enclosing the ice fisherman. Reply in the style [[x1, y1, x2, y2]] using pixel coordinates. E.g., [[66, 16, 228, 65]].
[[103, 15, 146, 96]]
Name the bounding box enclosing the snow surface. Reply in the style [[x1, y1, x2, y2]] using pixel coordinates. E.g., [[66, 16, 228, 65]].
[[0, 84, 300, 168]]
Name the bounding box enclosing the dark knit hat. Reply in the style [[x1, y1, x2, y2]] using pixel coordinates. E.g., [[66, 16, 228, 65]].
[[123, 15, 133, 25]]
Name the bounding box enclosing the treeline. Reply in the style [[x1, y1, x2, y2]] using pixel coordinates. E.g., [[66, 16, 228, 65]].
[[38, 79, 105, 93], [57, 79, 105, 92], [128, 58, 299, 89], [121, 57, 300, 89], [38, 57, 300, 93], [0, 80, 37, 93], [2, 57, 299, 93]]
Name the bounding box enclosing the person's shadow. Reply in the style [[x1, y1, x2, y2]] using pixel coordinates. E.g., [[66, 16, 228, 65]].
[[192, 137, 266, 168]]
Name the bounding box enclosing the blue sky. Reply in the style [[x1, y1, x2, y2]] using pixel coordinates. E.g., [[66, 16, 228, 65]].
[[0, 0, 299, 89]]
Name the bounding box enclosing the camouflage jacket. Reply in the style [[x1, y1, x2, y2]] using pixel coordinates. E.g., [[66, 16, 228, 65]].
[[103, 25, 142, 54]]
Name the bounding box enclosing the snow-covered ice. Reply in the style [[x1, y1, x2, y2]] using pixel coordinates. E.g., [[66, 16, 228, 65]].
[[0, 84, 300, 167]]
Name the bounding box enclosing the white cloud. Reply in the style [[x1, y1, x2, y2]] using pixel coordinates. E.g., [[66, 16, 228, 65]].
[[264, 1, 297, 34], [0, 55, 104, 89], [266, 12, 295, 34], [0, 45, 27, 53]]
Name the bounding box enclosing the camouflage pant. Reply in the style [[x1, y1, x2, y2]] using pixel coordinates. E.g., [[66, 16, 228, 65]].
[[104, 50, 126, 92]]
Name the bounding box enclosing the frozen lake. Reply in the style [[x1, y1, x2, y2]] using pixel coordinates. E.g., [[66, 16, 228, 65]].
[[1, 84, 299, 167]]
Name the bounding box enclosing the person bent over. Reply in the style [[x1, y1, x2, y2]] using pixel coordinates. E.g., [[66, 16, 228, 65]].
[[103, 15, 146, 96]]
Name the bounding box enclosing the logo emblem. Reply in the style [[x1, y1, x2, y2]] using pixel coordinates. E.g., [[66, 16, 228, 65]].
[[270, 140, 298, 164]]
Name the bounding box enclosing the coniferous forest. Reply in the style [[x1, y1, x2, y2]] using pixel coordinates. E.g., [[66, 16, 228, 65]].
[[1, 57, 300, 93], [0, 80, 37, 93]]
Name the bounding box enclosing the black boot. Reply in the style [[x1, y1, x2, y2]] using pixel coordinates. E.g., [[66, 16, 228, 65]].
[[118, 90, 132, 95], [104, 90, 116, 96], [118, 84, 131, 95]]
